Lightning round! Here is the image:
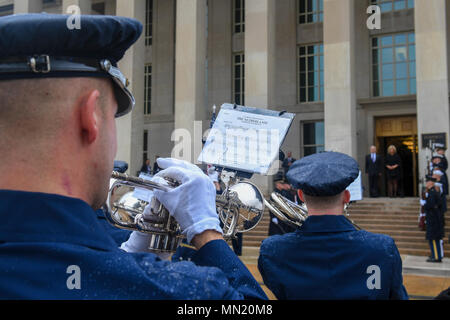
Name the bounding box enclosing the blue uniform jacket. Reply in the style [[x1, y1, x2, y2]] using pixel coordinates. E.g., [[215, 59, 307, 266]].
[[95, 208, 132, 246], [0, 190, 267, 300], [258, 215, 408, 300]]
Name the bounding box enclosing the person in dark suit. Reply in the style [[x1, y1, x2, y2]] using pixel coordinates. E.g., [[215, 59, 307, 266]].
[[258, 152, 408, 300], [282, 151, 296, 178], [140, 159, 152, 175], [152, 155, 161, 175], [365, 145, 383, 197]]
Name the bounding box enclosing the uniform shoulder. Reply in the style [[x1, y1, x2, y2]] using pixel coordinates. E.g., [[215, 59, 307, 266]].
[[355, 230, 397, 255]]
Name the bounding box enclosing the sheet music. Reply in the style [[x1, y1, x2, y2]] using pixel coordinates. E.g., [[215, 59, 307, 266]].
[[346, 171, 363, 201], [199, 104, 294, 175]]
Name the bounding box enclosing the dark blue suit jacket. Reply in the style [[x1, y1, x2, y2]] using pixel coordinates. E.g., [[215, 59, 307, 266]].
[[0, 190, 267, 300], [258, 215, 408, 300]]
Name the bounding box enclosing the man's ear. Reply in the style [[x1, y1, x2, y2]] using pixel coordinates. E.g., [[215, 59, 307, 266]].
[[343, 190, 351, 204], [79, 89, 100, 144]]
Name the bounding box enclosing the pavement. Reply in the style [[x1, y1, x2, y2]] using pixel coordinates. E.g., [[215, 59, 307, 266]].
[[401, 254, 450, 277], [237, 246, 450, 300]]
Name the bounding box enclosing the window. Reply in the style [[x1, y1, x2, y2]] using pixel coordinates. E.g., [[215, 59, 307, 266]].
[[298, 44, 324, 103], [92, 2, 105, 15], [303, 121, 325, 156], [233, 0, 245, 34], [0, 4, 13, 16], [233, 53, 245, 105], [43, 0, 61, 8], [372, 33, 416, 97], [370, 0, 414, 12], [144, 64, 152, 115], [145, 0, 153, 46], [298, 0, 323, 24], [143, 130, 149, 165]]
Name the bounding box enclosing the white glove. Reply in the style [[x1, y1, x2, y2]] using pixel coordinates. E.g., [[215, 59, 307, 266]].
[[272, 217, 279, 224], [153, 159, 223, 243]]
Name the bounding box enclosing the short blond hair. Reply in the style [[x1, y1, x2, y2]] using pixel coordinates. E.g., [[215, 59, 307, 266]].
[[387, 145, 397, 154]]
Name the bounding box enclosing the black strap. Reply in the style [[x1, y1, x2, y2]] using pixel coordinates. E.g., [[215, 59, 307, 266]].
[[0, 56, 103, 75]]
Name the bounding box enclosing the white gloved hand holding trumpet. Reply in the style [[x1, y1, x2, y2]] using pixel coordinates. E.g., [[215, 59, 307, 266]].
[[120, 158, 223, 254]]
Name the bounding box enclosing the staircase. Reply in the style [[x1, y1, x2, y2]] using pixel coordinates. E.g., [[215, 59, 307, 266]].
[[242, 197, 450, 257], [347, 198, 450, 257]]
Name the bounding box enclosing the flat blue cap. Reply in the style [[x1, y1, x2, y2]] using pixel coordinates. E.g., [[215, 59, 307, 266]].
[[286, 152, 360, 196], [0, 13, 143, 117]]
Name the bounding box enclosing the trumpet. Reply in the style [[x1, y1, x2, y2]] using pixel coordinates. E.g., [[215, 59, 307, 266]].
[[264, 192, 361, 230], [105, 171, 266, 253], [264, 192, 307, 229]]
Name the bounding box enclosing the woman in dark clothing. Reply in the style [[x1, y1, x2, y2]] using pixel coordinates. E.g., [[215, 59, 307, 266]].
[[385, 145, 402, 197]]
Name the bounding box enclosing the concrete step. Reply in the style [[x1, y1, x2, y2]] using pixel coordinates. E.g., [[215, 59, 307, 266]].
[[350, 214, 450, 222], [355, 218, 448, 226], [399, 248, 450, 257], [394, 241, 448, 250], [391, 235, 439, 243], [357, 224, 450, 232], [349, 210, 421, 215]]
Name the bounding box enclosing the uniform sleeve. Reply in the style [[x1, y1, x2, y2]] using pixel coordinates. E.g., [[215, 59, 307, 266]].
[[131, 244, 266, 300], [192, 240, 268, 300], [258, 252, 284, 300], [425, 190, 439, 211], [257, 239, 286, 300], [389, 242, 409, 300]]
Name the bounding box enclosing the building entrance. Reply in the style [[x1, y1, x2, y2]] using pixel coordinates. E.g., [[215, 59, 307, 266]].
[[375, 116, 418, 197]]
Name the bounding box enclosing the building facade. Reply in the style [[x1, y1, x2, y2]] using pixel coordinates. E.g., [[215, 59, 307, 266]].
[[2, 0, 449, 196]]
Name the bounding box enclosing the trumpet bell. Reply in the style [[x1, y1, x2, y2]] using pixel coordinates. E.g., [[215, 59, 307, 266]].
[[106, 177, 183, 253], [217, 181, 265, 237], [264, 192, 307, 229]]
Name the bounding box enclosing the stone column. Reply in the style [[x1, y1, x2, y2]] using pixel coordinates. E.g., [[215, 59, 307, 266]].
[[207, 0, 232, 108], [104, 0, 116, 15], [245, 0, 276, 194], [245, 0, 276, 108], [174, 0, 207, 163], [13, 0, 42, 13], [62, 0, 91, 14], [323, 0, 357, 157], [115, 0, 146, 175], [153, 0, 176, 117], [415, 0, 450, 181]]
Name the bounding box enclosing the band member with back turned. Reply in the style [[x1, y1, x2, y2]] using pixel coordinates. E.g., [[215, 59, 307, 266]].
[[258, 152, 408, 300], [0, 14, 266, 300]]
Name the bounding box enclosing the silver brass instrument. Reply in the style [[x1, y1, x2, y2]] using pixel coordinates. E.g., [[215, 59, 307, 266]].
[[106, 171, 265, 253], [264, 192, 361, 230], [264, 192, 307, 229]]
